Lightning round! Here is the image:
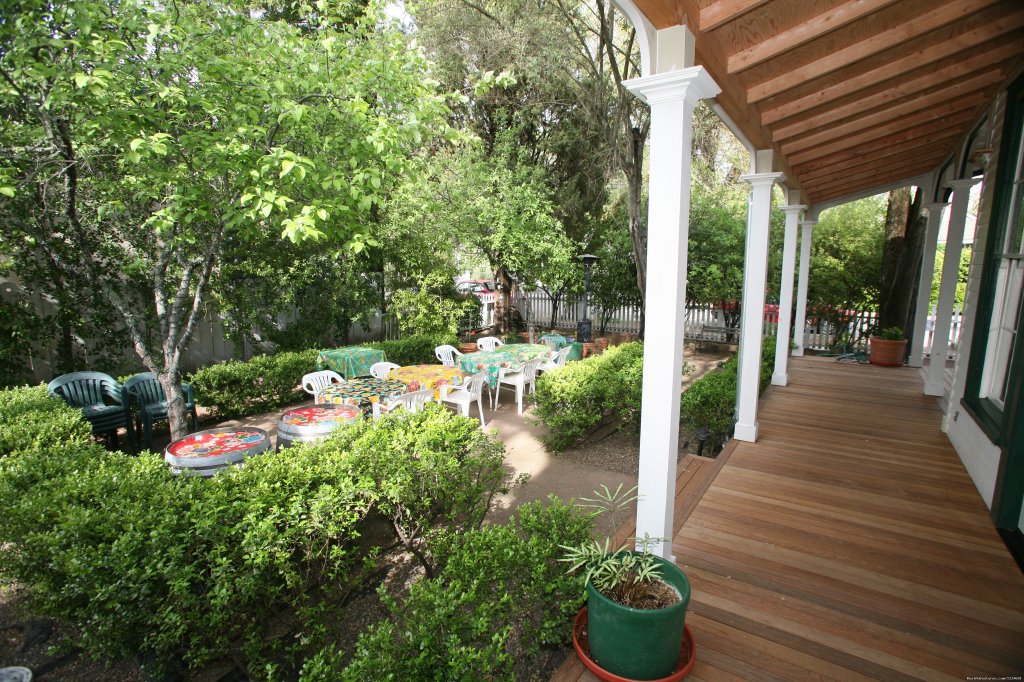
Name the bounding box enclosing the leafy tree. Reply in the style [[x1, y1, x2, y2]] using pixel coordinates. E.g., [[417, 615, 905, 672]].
[[0, 0, 448, 437]]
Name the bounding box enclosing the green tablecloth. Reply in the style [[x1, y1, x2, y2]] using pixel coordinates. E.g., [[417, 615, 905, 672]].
[[459, 343, 551, 388], [315, 346, 386, 379]]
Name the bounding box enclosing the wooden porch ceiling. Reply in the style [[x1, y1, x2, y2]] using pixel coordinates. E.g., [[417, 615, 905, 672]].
[[630, 0, 1024, 205]]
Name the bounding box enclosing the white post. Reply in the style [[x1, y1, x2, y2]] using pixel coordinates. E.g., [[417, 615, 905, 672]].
[[925, 178, 979, 396], [772, 203, 805, 386], [908, 202, 948, 368], [734, 165, 785, 443], [791, 220, 816, 356], [625, 67, 720, 559]]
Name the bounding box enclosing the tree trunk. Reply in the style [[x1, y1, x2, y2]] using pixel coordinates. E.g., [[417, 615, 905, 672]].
[[626, 127, 647, 301], [879, 187, 926, 337], [157, 369, 191, 442], [493, 265, 515, 334]]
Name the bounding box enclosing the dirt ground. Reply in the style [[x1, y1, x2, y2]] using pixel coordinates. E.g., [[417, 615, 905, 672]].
[[0, 346, 732, 681]]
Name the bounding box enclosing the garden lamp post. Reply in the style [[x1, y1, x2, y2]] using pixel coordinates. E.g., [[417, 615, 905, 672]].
[[577, 254, 599, 343]]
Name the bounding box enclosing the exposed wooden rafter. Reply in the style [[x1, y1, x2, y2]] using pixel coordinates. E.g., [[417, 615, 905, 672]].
[[699, 0, 773, 32]]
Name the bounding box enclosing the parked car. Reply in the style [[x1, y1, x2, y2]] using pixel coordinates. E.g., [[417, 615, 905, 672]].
[[456, 279, 496, 297]]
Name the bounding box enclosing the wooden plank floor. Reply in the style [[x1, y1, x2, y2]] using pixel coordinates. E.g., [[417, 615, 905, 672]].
[[553, 356, 1024, 681]]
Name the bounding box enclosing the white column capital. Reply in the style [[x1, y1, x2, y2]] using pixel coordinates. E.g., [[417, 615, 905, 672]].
[[624, 66, 721, 106], [800, 219, 818, 228], [947, 177, 981, 191], [924, 201, 949, 214], [780, 204, 807, 215], [741, 171, 786, 187]]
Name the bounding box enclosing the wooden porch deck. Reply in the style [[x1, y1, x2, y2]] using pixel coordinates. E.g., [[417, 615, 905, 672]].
[[553, 355, 1024, 681]]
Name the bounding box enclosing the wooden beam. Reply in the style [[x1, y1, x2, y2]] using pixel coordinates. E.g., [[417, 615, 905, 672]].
[[700, 0, 773, 32], [747, 0, 994, 103], [788, 112, 976, 167], [773, 81, 993, 143], [805, 153, 949, 197], [792, 132, 961, 175], [727, 0, 902, 74], [764, 65, 1005, 131], [780, 95, 987, 156], [758, 13, 1024, 123], [797, 141, 957, 184], [809, 163, 946, 202]]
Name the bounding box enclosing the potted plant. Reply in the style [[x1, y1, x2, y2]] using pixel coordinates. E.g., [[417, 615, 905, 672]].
[[869, 326, 907, 367], [562, 486, 694, 681]]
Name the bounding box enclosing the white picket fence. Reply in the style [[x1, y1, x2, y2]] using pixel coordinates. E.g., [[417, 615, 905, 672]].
[[513, 290, 963, 356]]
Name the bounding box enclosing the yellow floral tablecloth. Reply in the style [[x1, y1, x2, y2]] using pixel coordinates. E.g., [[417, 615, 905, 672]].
[[387, 364, 466, 400], [314, 377, 407, 415]]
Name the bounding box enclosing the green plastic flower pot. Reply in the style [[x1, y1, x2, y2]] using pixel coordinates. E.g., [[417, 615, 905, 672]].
[[586, 554, 691, 680]]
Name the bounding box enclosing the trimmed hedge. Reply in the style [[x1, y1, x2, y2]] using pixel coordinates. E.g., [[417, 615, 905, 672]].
[[188, 349, 319, 419], [364, 334, 457, 366], [0, 385, 92, 457], [532, 342, 645, 451], [299, 498, 592, 681], [0, 400, 507, 675]]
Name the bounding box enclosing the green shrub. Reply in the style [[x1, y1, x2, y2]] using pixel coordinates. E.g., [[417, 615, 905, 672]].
[[533, 342, 644, 451], [364, 334, 457, 366], [188, 349, 318, 419], [680, 361, 737, 446], [0, 406, 505, 675], [0, 384, 92, 457], [325, 498, 592, 682]]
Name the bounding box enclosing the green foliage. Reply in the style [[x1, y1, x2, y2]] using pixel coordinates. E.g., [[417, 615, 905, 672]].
[[687, 184, 748, 305], [878, 326, 905, 341], [0, 403, 506, 674], [389, 272, 481, 338], [679, 361, 737, 447], [331, 498, 592, 682], [809, 196, 886, 311], [0, 385, 92, 458], [930, 244, 972, 309], [533, 342, 644, 451], [188, 349, 319, 419], [364, 334, 458, 366]]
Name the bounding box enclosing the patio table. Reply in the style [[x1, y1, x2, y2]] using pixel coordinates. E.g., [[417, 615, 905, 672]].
[[459, 343, 551, 389], [277, 404, 361, 450], [314, 377, 408, 415], [164, 426, 271, 477], [387, 364, 467, 400], [315, 346, 387, 379]]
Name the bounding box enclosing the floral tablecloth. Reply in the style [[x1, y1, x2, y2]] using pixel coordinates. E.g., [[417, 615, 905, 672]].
[[459, 343, 551, 389], [314, 377, 408, 415], [315, 346, 387, 379], [280, 405, 361, 428], [387, 364, 466, 400], [164, 427, 271, 474]]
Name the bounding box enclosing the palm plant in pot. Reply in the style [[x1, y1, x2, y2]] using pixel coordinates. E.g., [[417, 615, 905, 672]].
[[869, 326, 908, 367], [562, 486, 694, 681]]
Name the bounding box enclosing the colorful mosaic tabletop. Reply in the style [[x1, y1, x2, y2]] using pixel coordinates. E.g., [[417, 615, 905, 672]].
[[164, 428, 270, 470], [314, 377, 408, 414], [387, 364, 466, 400], [280, 404, 361, 428], [315, 346, 387, 379], [459, 343, 551, 388]]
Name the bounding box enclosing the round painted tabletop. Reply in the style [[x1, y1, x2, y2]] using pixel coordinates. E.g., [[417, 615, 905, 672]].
[[164, 427, 271, 468], [279, 404, 361, 427]]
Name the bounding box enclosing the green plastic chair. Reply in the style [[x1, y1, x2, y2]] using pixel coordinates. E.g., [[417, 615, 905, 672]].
[[539, 334, 569, 351], [124, 373, 199, 451], [48, 371, 135, 451]]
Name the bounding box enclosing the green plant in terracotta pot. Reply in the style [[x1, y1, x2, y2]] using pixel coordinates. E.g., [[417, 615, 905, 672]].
[[561, 486, 693, 681], [869, 326, 908, 367]]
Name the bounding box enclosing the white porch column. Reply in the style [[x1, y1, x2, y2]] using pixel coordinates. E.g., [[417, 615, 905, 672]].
[[908, 201, 949, 368], [925, 178, 979, 396], [772, 203, 805, 386], [734, 165, 785, 443], [625, 67, 720, 559], [791, 220, 816, 356]]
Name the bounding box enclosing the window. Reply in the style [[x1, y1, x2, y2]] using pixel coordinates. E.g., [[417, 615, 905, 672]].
[[966, 75, 1024, 439]]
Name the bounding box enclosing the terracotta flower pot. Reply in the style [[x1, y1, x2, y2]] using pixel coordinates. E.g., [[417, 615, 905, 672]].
[[595, 337, 610, 352], [581, 342, 596, 357], [458, 342, 477, 354], [869, 337, 907, 367]]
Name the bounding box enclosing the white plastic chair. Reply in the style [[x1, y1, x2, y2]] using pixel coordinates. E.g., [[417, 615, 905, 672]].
[[476, 336, 505, 352], [435, 344, 464, 367], [302, 370, 344, 396], [492, 358, 543, 415], [371, 388, 434, 420], [538, 346, 572, 375], [439, 370, 489, 427], [370, 361, 400, 379]]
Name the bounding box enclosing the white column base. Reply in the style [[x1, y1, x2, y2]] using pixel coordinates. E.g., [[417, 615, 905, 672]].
[[734, 421, 758, 442], [907, 356, 923, 368], [771, 372, 788, 386], [923, 381, 944, 397], [792, 347, 805, 357]]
